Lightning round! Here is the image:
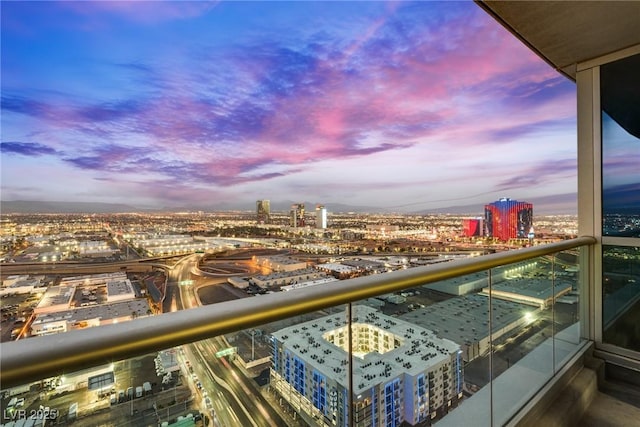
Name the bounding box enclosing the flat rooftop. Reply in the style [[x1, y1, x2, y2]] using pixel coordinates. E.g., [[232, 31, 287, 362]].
[[36, 284, 76, 311], [272, 305, 460, 394], [399, 294, 531, 348], [259, 256, 306, 265], [253, 267, 322, 281], [316, 263, 359, 273], [484, 278, 572, 301], [60, 272, 127, 284], [342, 259, 386, 269], [106, 280, 135, 297], [426, 271, 489, 295], [281, 277, 338, 291], [33, 299, 151, 325]]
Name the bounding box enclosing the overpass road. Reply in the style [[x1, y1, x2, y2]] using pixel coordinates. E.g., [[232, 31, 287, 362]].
[[174, 255, 287, 427]]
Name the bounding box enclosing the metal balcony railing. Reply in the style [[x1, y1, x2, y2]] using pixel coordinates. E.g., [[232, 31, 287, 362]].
[[0, 236, 595, 389]]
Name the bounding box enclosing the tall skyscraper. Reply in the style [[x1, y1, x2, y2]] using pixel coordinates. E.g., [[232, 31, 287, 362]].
[[484, 198, 533, 241], [290, 203, 305, 227], [256, 200, 270, 224], [315, 205, 327, 229]]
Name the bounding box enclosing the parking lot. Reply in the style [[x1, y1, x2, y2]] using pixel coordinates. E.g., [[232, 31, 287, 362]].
[[1, 292, 41, 342], [1, 352, 197, 426]]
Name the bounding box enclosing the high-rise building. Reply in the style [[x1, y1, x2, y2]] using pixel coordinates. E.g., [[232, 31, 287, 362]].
[[462, 218, 484, 237], [290, 203, 305, 228], [256, 200, 270, 224], [316, 205, 327, 229], [484, 198, 533, 241]]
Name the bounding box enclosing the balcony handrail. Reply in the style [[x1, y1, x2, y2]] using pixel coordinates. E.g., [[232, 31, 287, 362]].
[[0, 236, 595, 389]]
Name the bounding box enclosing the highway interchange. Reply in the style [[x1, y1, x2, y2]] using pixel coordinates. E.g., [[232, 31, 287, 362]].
[[165, 254, 289, 427], [2, 253, 296, 427]]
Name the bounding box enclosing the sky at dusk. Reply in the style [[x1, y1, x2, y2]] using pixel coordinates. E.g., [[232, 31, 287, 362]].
[[1, 1, 578, 213]]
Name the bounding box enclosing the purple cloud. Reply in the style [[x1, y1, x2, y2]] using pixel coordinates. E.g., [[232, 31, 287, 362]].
[[2, 96, 53, 120], [63, 145, 150, 172], [1, 141, 59, 156], [488, 118, 576, 143], [1, 1, 579, 209], [495, 159, 576, 192], [79, 100, 142, 122]]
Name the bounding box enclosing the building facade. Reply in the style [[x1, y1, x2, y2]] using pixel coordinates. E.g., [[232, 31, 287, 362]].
[[290, 203, 306, 228], [316, 205, 328, 229], [462, 218, 483, 237], [484, 198, 533, 241], [256, 200, 271, 224], [270, 306, 462, 427]]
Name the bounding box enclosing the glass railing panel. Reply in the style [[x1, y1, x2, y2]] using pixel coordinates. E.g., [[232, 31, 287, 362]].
[[262, 305, 349, 427], [602, 245, 640, 351], [488, 256, 554, 426], [348, 272, 490, 427], [1, 307, 350, 427], [185, 335, 261, 427], [552, 248, 584, 372], [0, 238, 597, 427], [193, 272, 349, 425], [0, 348, 200, 427]]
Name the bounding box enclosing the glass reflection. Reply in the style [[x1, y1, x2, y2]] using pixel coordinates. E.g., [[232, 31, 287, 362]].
[[601, 53, 640, 237], [602, 245, 640, 352]]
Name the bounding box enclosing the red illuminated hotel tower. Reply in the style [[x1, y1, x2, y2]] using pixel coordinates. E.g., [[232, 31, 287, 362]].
[[484, 198, 533, 241], [462, 218, 484, 237]]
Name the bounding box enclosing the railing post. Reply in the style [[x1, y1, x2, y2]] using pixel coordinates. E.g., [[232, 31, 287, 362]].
[[552, 254, 556, 373], [488, 268, 494, 427], [347, 302, 354, 427]]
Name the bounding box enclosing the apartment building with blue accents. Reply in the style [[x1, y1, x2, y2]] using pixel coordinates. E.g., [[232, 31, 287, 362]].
[[270, 306, 462, 426]]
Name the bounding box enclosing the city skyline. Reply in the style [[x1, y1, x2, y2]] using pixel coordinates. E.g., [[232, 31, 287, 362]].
[[2, 1, 577, 213]]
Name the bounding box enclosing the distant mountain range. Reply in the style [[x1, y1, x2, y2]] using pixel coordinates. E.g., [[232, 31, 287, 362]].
[[415, 193, 579, 216], [0, 199, 384, 215], [1, 193, 578, 215], [1, 200, 142, 214]]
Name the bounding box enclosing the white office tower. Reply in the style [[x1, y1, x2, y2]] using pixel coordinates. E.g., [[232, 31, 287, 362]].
[[270, 306, 463, 427], [316, 205, 327, 229]]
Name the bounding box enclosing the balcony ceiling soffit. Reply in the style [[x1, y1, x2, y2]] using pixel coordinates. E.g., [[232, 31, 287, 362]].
[[479, 1, 640, 80]]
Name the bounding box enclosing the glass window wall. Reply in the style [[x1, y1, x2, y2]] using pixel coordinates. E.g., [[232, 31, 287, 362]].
[[600, 52, 640, 356], [601, 53, 640, 238]]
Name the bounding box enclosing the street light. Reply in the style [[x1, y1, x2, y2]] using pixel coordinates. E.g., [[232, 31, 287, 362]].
[[524, 312, 534, 324]]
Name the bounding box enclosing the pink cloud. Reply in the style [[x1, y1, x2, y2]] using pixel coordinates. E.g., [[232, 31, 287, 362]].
[[3, 2, 577, 194]]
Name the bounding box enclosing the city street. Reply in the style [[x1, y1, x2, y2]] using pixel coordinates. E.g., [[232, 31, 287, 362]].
[[175, 255, 293, 427]]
